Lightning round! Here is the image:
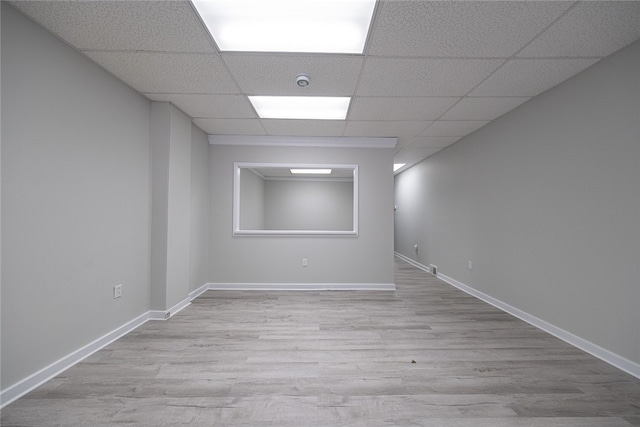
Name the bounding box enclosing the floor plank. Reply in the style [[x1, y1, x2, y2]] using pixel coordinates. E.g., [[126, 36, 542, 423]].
[[3, 258, 640, 426]]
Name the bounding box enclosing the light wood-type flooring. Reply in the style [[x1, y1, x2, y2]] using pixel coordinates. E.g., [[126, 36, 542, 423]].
[[3, 258, 640, 426]]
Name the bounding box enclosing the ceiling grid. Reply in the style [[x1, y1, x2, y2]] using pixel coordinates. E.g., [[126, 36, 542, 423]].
[[10, 0, 640, 172]]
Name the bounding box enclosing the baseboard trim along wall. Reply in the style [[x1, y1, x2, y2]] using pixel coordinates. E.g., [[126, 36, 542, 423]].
[[1, 281, 394, 408], [0, 287, 203, 409], [207, 283, 396, 291], [1, 311, 152, 408], [394, 252, 640, 380]]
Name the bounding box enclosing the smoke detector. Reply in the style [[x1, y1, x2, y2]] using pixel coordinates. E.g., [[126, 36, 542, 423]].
[[296, 74, 310, 87]]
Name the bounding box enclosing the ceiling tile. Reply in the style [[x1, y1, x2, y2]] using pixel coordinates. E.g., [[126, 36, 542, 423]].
[[344, 121, 431, 137], [222, 54, 363, 95], [394, 147, 442, 163], [470, 59, 600, 97], [440, 97, 531, 121], [395, 138, 415, 149], [261, 120, 345, 137], [192, 119, 266, 135], [12, 1, 214, 52], [349, 97, 459, 121], [518, 2, 640, 58], [409, 137, 460, 149], [369, 1, 572, 57], [84, 52, 239, 94], [422, 121, 490, 137], [144, 94, 256, 119], [357, 58, 503, 96]]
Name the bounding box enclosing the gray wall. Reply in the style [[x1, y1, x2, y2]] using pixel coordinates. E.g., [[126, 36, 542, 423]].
[[189, 124, 211, 292], [1, 4, 152, 388], [264, 180, 353, 231], [239, 168, 265, 230], [1, 4, 211, 393], [394, 41, 640, 365], [210, 144, 394, 284]]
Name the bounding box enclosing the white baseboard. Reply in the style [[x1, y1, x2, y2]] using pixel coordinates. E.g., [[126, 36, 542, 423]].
[[394, 252, 432, 274], [1, 283, 211, 408], [207, 282, 396, 291], [1, 311, 152, 408], [189, 283, 210, 300], [394, 253, 640, 380]]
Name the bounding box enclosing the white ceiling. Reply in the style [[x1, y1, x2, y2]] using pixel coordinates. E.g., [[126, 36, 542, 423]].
[[11, 1, 640, 173]]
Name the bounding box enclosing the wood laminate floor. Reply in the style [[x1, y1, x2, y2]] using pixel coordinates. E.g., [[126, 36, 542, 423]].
[[3, 258, 640, 426]]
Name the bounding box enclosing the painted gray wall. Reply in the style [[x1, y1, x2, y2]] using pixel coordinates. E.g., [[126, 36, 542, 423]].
[[210, 144, 394, 284], [1, 3, 152, 388], [0, 1, 3, 384], [150, 102, 194, 310], [189, 124, 211, 293], [150, 103, 170, 310], [394, 41, 640, 365], [165, 105, 192, 308], [264, 180, 353, 230], [239, 168, 265, 230], [1, 4, 212, 394]]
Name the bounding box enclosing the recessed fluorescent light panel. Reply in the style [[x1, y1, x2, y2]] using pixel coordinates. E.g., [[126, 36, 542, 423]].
[[393, 163, 406, 172], [290, 169, 332, 174], [191, 0, 376, 53], [249, 96, 350, 120]]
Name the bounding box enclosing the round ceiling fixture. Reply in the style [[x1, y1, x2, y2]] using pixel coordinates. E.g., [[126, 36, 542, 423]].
[[296, 74, 310, 87]]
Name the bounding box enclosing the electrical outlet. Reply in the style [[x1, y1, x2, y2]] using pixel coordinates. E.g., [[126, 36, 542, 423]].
[[468, 260, 473, 270], [113, 284, 122, 299], [302, 258, 308, 267]]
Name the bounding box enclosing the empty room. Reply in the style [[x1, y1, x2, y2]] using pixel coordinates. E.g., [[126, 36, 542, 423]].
[[1, 0, 640, 425]]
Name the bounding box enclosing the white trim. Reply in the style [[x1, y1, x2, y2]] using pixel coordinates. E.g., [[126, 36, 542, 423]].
[[207, 282, 396, 291], [189, 283, 210, 300], [166, 297, 191, 319], [1, 312, 153, 408], [233, 162, 359, 237], [1, 282, 212, 408], [209, 135, 397, 148], [148, 310, 169, 320], [394, 251, 432, 274], [232, 229, 358, 237], [393, 253, 640, 380]]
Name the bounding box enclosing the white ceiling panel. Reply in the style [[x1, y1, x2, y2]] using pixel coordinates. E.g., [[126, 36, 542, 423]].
[[84, 51, 239, 94], [440, 97, 531, 121], [369, 1, 572, 57], [349, 97, 459, 121], [261, 120, 346, 137], [192, 119, 266, 135], [10, 1, 640, 171], [518, 1, 640, 58], [408, 137, 460, 149], [144, 94, 257, 119], [421, 121, 490, 137], [13, 1, 214, 53], [222, 54, 363, 96], [394, 147, 443, 162], [345, 121, 431, 138], [395, 138, 415, 150], [470, 58, 600, 97], [357, 58, 504, 96]]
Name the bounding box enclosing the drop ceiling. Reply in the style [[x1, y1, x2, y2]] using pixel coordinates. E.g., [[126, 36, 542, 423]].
[[10, 1, 640, 172]]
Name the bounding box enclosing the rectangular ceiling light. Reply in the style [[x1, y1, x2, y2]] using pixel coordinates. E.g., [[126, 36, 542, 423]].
[[249, 96, 350, 120], [191, 0, 376, 53], [393, 163, 407, 172], [290, 169, 332, 174]]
